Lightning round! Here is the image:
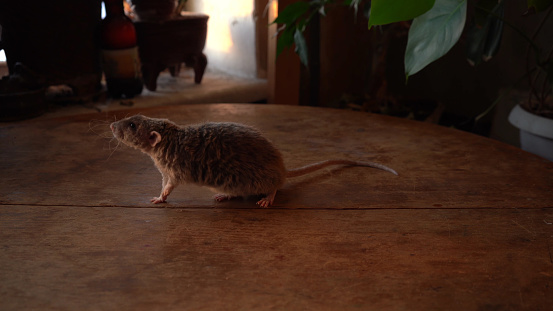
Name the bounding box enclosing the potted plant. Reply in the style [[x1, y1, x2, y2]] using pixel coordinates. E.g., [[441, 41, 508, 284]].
[[505, 2, 553, 161], [129, 0, 209, 91], [274, 0, 553, 161]]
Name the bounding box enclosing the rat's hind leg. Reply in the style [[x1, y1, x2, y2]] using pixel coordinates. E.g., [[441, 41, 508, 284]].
[[213, 194, 239, 202], [256, 190, 277, 208]]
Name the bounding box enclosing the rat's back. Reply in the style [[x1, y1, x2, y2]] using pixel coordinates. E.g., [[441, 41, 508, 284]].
[[176, 122, 287, 196]]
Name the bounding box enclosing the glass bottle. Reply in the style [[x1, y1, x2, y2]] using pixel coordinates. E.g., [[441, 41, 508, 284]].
[[100, 0, 143, 98]]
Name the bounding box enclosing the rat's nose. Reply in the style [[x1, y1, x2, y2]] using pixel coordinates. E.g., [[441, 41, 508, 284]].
[[110, 123, 114, 131]]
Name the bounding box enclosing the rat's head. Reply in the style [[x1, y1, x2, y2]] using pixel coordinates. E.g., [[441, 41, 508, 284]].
[[110, 115, 168, 152]]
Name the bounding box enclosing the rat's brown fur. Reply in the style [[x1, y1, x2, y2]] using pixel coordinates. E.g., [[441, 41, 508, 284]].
[[111, 115, 397, 207]]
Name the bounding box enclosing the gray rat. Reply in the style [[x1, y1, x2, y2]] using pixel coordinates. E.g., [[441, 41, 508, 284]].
[[110, 114, 397, 207]]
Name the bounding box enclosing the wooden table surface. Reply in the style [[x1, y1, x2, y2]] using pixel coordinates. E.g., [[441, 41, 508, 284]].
[[1, 104, 552, 310]]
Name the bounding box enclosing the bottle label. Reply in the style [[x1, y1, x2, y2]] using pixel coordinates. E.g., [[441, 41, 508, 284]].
[[101, 47, 142, 79]]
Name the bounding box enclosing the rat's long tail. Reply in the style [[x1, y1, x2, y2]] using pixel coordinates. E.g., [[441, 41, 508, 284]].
[[286, 159, 398, 178]]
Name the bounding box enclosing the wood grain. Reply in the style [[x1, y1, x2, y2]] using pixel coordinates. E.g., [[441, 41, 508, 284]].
[[0, 104, 551, 209], [1, 206, 552, 311], [1, 104, 552, 310]]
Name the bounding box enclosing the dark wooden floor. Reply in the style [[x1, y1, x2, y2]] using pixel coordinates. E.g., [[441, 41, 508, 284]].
[[1, 104, 552, 310]]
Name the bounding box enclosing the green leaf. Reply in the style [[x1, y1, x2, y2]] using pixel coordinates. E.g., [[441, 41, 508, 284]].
[[466, 19, 489, 66], [404, 0, 467, 78], [466, 1, 504, 66], [297, 18, 309, 32], [368, 0, 436, 28], [272, 1, 310, 25], [527, 0, 553, 12], [276, 26, 296, 58], [481, 3, 504, 62], [473, 0, 499, 27], [294, 28, 309, 67], [345, 0, 362, 15], [319, 4, 326, 16]]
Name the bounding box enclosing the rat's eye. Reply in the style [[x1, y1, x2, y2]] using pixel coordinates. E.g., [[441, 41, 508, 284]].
[[129, 122, 136, 129]]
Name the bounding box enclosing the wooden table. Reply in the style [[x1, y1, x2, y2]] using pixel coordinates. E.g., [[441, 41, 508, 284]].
[[1, 104, 552, 310]]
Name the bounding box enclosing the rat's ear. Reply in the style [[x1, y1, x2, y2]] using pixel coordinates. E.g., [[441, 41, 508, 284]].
[[149, 131, 162, 147]]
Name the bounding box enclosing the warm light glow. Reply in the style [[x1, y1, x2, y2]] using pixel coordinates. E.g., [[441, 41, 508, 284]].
[[207, 19, 233, 53], [187, 0, 257, 78], [200, 0, 253, 53], [272, 0, 278, 19]]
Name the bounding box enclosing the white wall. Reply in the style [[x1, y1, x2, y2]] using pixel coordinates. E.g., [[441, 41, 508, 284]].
[[186, 0, 257, 79]]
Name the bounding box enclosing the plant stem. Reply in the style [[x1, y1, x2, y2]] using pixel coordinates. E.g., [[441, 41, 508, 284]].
[[527, 5, 553, 108]]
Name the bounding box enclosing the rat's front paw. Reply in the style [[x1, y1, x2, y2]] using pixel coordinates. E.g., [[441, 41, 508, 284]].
[[151, 197, 166, 204]]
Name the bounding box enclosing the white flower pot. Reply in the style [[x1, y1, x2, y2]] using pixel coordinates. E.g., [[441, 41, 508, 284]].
[[508, 104, 553, 161]]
